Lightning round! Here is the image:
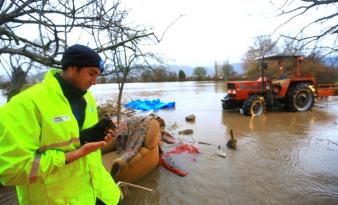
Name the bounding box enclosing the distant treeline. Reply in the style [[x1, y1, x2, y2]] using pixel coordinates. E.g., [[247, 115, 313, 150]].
[[96, 62, 239, 83], [95, 59, 338, 84]]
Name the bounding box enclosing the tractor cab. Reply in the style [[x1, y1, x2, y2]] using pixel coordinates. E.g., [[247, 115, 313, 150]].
[[258, 54, 316, 98]]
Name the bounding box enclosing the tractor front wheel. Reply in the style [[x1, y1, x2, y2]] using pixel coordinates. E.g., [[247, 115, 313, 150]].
[[286, 83, 314, 112], [221, 95, 240, 110], [242, 95, 265, 116]]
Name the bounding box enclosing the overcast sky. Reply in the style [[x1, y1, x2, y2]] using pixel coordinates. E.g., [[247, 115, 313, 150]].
[[121, 0, 285, 66], [2, 0, 328, 78]]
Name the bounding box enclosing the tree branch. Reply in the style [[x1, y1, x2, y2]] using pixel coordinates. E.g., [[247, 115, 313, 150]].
[[1, 47, 60, 66], [96, 32, 154, 53]]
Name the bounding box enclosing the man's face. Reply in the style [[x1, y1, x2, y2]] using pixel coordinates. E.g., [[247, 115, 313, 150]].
[[67, 66, 100, 90]]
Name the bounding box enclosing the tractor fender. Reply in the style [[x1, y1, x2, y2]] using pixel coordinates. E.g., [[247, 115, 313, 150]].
[[279, 80, 314, 98]]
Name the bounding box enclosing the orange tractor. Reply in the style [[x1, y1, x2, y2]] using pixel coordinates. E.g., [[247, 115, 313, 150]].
[[221, 54, 338, 116]]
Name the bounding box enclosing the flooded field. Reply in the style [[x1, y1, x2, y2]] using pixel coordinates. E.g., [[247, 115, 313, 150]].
[[1, 81, 338, 205], [92, 81, 338, 205]]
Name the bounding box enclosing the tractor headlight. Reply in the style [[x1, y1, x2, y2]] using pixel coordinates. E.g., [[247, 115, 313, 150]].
[[228, 89, 236, 94]]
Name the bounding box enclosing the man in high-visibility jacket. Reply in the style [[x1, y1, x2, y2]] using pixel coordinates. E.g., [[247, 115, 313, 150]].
[[0, 44, 120, 204]]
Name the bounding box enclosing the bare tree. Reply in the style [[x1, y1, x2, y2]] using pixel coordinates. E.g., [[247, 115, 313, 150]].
[[0, 55, 34, 100], [193, 66, 207, 80], [274, 0, 338, 56], [90, 1, 184, 122], [1, 0, 88, 66], [0, 0, 157, 101], [222, 60, 236, 80], [242, 35, 279, 79], [214, 61, 222, 79], [104, 33, 159, 123]]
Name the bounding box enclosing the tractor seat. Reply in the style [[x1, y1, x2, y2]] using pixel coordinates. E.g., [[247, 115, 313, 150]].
[[256, 76, 271, 83]]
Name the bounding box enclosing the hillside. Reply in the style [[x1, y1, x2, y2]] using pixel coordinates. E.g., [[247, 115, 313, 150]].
[[166, 63, 243, 76]]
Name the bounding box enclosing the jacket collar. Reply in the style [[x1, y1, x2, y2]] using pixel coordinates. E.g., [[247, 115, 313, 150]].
[[43, 69, 64, 97], [43, 69, 87, 100], [54, 73, 87, 100]]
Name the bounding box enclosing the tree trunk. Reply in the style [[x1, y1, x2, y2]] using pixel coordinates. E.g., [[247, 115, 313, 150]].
[[116, 81, 125, 124], [5, 68, 27, 102]]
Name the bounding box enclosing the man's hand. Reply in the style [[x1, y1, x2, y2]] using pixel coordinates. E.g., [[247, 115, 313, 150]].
[[104, 129, 115, 142], [79, 141, 107, 155], [65, 141, 107, 164], [79, 117, 116, 145], [66, 122, 117, 164]]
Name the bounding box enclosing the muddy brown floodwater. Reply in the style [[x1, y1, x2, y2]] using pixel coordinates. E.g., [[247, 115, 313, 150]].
[[1, 81, 338, 205]]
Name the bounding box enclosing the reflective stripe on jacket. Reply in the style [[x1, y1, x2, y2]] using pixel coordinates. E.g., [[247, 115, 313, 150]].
[[0, 69, 120, 205]]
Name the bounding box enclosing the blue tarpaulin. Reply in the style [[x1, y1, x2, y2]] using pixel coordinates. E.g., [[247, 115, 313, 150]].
[[125, 99, 175, 111]]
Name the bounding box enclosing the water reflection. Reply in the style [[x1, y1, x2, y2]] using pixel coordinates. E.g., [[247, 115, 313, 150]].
[[221, 108, 338, 205], [213, 81, 226, 93], [222, 108, 335, 134]]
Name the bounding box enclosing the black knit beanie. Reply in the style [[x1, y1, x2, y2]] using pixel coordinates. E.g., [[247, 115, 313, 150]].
[[61, 44, 105, 73]]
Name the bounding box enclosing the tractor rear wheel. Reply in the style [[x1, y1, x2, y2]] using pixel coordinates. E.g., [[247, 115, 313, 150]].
[[242, 95, 265, 116], [286, 83, 314, 112]]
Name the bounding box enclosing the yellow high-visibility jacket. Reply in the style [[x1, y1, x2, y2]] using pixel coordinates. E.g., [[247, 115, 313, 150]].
[[0, 69, 120, 205]]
